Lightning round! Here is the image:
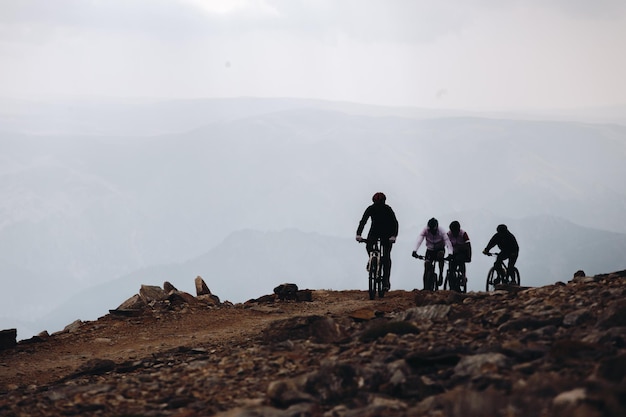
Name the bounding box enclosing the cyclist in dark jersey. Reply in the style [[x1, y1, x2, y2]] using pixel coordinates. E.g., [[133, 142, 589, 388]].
[[483, 224, 519, 283], [356, 192, 399, 291]]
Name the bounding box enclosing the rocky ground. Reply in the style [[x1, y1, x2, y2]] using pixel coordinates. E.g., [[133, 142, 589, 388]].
[[1, 272, 625, 417]]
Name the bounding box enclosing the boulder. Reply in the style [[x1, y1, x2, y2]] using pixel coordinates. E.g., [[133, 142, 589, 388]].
[[139, 285, 168, 303], [195, 276, 211, 296], [0, 328, 17, 350]]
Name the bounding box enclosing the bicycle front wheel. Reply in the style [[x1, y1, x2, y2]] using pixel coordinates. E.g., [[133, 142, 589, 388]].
[[458, 272, 467, 293]]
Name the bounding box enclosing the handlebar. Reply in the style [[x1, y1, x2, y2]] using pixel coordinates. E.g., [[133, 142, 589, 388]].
[[483, 252, 499, 257]]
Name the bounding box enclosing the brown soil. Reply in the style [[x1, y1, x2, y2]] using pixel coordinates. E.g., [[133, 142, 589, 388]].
[[0, 290, 417, 390]]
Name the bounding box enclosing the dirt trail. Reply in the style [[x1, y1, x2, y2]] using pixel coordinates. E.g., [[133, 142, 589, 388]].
[[0, 290, 417, 389]]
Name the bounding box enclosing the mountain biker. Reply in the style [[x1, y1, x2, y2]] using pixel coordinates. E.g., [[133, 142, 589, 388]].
[[412, 218, 452, 288], [356, 192, 399, 291], [482, 224, 519, 284], [446, 221, 472, 288]]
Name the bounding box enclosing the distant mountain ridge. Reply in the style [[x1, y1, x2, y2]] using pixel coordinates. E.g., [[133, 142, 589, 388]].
[[1, 97, 626, 338], [27, 215, 626, 340]]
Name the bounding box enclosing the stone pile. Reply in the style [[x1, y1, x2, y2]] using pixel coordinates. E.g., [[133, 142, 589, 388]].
[[112, 275, 223, 315], [0, 271, 625, 416]]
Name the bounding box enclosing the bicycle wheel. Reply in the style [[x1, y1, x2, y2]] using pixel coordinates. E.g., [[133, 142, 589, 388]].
[[458, 272, 467, 293], [486, 267, 497, 292], [511, 268, 521, 286], [377, 275, 385, 298], [423, 266, 433, 291], [443, 271, 450, 290], [368, 258, 378, 300]]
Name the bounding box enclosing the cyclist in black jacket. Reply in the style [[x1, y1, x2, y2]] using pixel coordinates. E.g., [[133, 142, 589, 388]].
[[483, 224, 519, 283], [356, 192, 399, 291]]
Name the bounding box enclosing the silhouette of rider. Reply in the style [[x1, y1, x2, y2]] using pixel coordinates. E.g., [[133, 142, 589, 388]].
[[483, 224, 519, 283], [356, 192, 399, 291], [447, 220, 472, 288], [412, 217, 452, 288]]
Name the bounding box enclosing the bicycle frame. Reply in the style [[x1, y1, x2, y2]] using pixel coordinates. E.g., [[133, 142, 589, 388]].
[[444, 256, 466, 293], [414, 254, 440, 291], [485, 252, 520, 291], [361, 238, 385, 300]]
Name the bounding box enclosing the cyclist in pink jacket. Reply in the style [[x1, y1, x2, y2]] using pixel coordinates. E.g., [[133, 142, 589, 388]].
[[412, 218, 453, 286]]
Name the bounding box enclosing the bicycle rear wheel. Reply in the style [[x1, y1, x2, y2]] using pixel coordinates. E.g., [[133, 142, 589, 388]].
[[486, 267, 497, 292], [368, 258, 378, 300], [511, 268, 521, 286]]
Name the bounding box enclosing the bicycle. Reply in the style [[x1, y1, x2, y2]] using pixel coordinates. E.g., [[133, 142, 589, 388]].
[[443, 255, 467, 293], [359, 238, 385, 300], [413, 253, 441, 291], [484, 252, 520, 291]]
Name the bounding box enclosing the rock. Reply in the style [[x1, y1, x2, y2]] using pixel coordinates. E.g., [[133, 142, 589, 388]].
[[139, 285, 168, 303], [453, 353, 510, 378], [168, 291, 198, 307], [63, 320, 83, 333], [115, 294, 146, 310], [274, 283, 298, 300], [163, 281, 178, 293], [195, 276, 211, 296], [398, 305, 451, 322], [0, 328, 17, 350], [262, 315, 347, 344]]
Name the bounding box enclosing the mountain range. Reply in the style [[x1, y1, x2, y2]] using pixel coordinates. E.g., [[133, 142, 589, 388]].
[[1, 97, 625, 339]]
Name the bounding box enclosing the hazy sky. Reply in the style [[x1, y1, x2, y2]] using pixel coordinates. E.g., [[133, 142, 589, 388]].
[[1, 0, 625, 110]]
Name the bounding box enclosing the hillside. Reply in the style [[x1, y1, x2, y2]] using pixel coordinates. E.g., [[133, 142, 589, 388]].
[[1, 272, 625, 417]]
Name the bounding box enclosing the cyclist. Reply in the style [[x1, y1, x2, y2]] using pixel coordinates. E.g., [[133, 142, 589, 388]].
[[412, 218, 452, 288], [446, 221, 472, 289], [482, 224, 519, 284], [356, 192, 399, 291]]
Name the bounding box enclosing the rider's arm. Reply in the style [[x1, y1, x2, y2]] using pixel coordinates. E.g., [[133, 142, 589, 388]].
[[483, 234, 498, 253], [356, 206, 372, 237], [413, 229, 426, 252]]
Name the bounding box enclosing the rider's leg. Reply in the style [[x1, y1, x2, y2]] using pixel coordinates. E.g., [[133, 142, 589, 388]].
[[381, 240, 393, 290], [507, 251, 519, 282], [495, 253, 507, 283], [365, 238, 374, 270]]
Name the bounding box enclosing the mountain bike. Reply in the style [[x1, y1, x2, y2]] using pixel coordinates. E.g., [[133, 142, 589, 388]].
[[444, 255, 467, 293], [359, 238, 385, 300], [484, 252, 520, 291], [413, 254, 439, 291]]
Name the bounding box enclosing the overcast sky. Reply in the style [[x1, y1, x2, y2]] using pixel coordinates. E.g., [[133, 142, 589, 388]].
[[1, 0, 625, 110]]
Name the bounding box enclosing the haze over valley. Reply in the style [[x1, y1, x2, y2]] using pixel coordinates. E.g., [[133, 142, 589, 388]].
[[1, 97, 626, 339]]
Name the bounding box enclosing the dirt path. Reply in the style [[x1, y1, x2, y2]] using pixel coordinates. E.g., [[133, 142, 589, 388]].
[[0, 290, 416, 390]]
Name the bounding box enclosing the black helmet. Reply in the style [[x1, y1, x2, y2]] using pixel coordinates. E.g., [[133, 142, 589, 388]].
[[497, 224, 508, 233], [427, 218, 438, 230], [372, 192, 386, 203], [449, 221, 460, 232]]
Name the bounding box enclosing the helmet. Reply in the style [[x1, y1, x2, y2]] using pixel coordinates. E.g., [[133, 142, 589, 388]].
[[427, 218, 438, 230], [372, 192, 386, 203], [449, 221, 460, 233], [497, 224, 508, 233]]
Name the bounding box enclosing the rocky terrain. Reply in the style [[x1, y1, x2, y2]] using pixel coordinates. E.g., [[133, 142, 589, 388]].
[[1, 272, 625, 417]]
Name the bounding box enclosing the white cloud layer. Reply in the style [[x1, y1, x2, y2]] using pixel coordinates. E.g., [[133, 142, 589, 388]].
[[1, 0, 625, 109]]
